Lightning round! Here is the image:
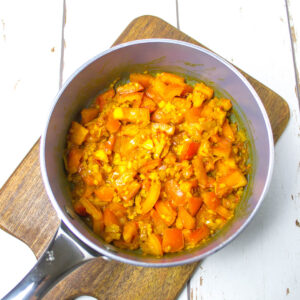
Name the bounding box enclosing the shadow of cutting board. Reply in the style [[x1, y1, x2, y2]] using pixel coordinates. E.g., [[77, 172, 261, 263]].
[[0, 16, 290, 300]]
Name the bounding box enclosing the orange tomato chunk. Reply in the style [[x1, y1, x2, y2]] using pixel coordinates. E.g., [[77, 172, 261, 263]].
[[155, 200, 177, 226], [162, 228, 184, 253]]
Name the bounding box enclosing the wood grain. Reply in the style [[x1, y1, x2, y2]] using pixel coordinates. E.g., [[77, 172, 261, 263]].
[[0, 15, 290, 300]]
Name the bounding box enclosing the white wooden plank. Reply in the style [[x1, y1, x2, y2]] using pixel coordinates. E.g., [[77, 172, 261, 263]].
[[0, 0, 63, 188], [178, 0, 300, 299], [63, 0, 177, 82], [0, 0, 63, 298], [0, 230, 36, 299]]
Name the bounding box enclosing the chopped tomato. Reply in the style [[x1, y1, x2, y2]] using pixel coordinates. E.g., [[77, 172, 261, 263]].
[[187, 197, 203, 217], [155, 200, 177, 226], [162, 228, 184, 253], [202, 192, 221, 210], [184, 225, 210, 245]]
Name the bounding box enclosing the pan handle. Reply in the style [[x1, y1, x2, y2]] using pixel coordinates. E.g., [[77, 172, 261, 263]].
[[3, 222, 99, 300]]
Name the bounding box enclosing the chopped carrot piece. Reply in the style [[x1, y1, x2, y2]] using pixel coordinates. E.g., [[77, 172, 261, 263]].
[[123, 221, 138, 243], [202, 191, 221, 210], [141, 181, 161, 214], [67, 148, 83, 174], [117, 82, 144, 94], [162, 228, 184, 253], [130, 73, 154, 88], [81, 108, 99, 125], [165, 179, 186, 206], [69, 121, 88, 145], [95, 186, 114, 202], [187, 197, 203, 217], [180, 141, 200, 161], [178, 207, 196, 229], [155, 200, 177, 226]]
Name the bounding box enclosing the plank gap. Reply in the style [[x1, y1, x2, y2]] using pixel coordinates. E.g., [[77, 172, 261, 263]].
[[285, 0, 300, 108], [59, 0, 67, 89], [187, 278, 191, 300], [175, 0, 180, 30]]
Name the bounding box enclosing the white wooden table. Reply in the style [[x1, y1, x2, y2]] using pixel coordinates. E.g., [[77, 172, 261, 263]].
[[0, 1, 299, 299]]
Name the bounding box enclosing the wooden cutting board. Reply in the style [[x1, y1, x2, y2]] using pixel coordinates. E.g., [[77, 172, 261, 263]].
[[0, 16, 290, 300]]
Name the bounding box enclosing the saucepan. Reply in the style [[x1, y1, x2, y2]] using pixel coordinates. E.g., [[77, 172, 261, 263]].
[[4, 39, 274, 299]]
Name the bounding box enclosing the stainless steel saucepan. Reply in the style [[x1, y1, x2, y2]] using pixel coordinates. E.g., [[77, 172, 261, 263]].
[[4, 39, 274, 299]]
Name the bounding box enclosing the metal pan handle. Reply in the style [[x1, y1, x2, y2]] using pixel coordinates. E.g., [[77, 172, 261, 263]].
[[3, 222, 99, 300]]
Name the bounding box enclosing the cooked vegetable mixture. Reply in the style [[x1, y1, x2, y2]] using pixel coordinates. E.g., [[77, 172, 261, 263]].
[[65, 72, 249, 256]]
